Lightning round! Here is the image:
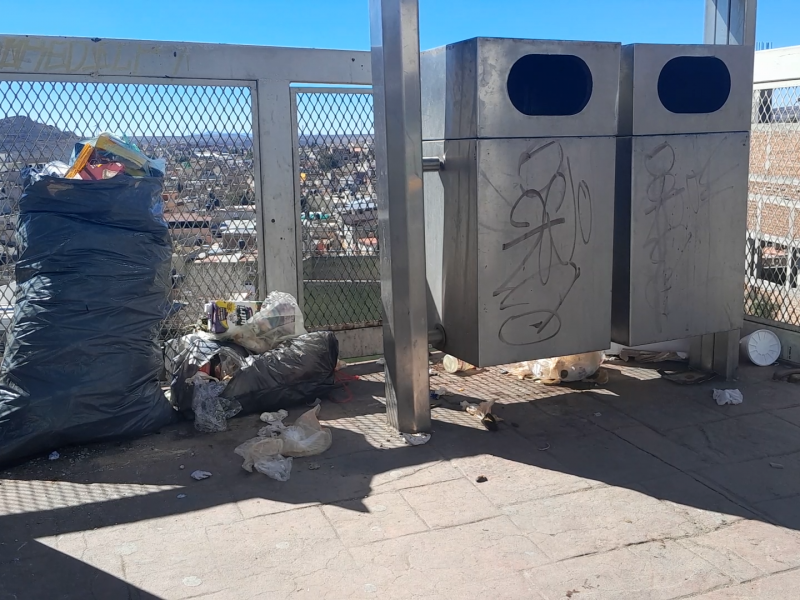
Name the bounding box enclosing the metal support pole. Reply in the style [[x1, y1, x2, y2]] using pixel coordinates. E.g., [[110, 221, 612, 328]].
[[704, 0, 757, 46], [694, 0, 757, 380], [369, 0, 431, 433]]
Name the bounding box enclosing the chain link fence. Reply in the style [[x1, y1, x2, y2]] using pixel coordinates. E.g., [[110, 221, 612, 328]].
[[746, 85, 800, 327], [293, 89, 382, 330], [0, 80, 257, 343]]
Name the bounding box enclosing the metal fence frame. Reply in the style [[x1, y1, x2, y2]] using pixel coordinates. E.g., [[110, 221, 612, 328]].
[[744, 46, 800, 362], [0, 34, 371, 302], [290, 86, 383, 357]]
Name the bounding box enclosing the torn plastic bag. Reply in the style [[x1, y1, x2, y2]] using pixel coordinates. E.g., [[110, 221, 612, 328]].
[[280, 405, 332, 457], [190, 373, 241, 433], [221, 331, 338, 415], [234, 436, 293, 481], [0, 175, 175, 467], [168, 333, 248, 414], [235, 406, 331, 480]]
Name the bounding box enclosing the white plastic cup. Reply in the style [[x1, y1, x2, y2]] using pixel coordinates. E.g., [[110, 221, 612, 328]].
[[740, 329, 781, 366], [442, 355, 474, 373]]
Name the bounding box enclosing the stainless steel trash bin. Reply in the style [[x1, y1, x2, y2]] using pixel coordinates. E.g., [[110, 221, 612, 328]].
[[612, 44, 753, 346], [421, 38, 620, 367]]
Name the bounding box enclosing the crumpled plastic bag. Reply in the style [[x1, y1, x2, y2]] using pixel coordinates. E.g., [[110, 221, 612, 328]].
[[280, 405, 332, 457], [234, 406, 331, 481], [233, 436, 293, 481], [713, 388, 744, 406], [253, 455, 293, 481], [211, 291, 306, 354], [190, 374, 241, 433], [507, 352, 604, 383], [168, 333, 248, 414], [260, 409, 288, 423]]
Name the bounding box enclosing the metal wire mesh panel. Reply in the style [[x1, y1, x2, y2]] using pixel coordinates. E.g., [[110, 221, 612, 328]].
[[746, 86, 800, 326], [294, 89, 381, 330], [0, 80, 257, 343]]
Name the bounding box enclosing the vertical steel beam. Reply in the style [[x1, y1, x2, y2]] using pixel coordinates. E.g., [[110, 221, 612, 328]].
[[704, 0, 757, 46], [698, 0, 757, 380], [368, 0, 431, 432]]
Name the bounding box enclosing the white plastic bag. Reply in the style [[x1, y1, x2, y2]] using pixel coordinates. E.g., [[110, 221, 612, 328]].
[[280, 405, 332, 457], [253, 455, 293, 481], [234, 436, 285, 472], [233, 436, 293, 482], [234, 406, 331, 481], [212, 292, 306, 354], [713, 389, 743, 406]]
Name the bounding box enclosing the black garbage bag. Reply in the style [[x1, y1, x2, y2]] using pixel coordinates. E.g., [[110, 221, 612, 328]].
[[222, 331, 339, 414], [0, 175, 176, 467]]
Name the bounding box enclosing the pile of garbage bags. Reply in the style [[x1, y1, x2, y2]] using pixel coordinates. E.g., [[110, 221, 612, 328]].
[[0, 132, 340, 468], [169, 292, 339, 434]]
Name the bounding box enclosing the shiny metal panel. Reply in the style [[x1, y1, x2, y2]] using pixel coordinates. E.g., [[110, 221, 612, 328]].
[[424, 139, 480, 364], [369, 0, 431, 433], [614, 133, 749, 346], [421, 38, 620, 141], [619, 44, 754, 136], [425, 136, 616, 366], [475, 137, 616, 366]]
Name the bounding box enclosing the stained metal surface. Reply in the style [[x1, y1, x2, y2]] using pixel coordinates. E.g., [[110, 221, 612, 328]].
[[369, 0, 431, 432], [422, 38, 619, 367], [628, 133, 749, 344], [613, 42, 752, 348]]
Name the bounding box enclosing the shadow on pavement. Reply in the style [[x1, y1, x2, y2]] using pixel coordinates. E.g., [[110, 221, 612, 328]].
[[1, 359, 799, 598]]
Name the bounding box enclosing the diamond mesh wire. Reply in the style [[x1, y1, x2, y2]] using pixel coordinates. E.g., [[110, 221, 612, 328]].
[[295, 90, 381, 330], [0, 80, 257, 344], [746, 86, 800, 325]]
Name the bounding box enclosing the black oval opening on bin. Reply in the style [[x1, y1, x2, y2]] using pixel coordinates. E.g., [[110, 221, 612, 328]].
[[657, 56, 731, 114], [506, 54, 593, 116]]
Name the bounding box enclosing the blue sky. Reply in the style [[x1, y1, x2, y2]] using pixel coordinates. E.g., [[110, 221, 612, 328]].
[[1, 0, 798, 50]]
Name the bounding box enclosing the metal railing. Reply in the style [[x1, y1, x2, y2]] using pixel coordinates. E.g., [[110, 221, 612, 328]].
[[746, 84, 800, 330], [291, 88, 382, 331], [0, 80, 258, 340], [0, 35, 372, 359]]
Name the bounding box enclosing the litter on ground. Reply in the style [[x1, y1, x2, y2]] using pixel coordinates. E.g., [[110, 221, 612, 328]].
[[713, 388, 744, 405]]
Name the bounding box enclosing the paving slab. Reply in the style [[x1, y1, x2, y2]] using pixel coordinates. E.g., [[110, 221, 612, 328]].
[[348, 516, 549, 599], [772, 405, 800, 428], [680, 519, 800, 578], [523, 539, 731, 600], [532, 430, 680, 486], [691, 568, 800, 599], [635, 472, 752, 530], [503, 485, 697, 560], [754, 495, 800, 530], [664, 413, 800, 464], [321, 491, 429, 546], [450, 451, 599, 506], [696, 451, 800, 505], [399, 477, 500, 529]]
